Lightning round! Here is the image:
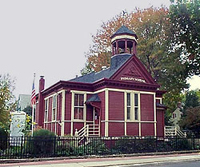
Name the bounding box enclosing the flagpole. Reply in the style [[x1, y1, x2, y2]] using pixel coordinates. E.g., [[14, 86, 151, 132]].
[[31, 105, 34, 136], [31, 73, 36, 136]]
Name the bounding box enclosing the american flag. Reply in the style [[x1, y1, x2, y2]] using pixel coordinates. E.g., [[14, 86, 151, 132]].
[[31, 74, 36, 106]]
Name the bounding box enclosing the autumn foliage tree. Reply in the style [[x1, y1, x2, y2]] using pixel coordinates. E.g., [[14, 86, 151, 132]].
[[0, 74, 16, 129], [82, 6, 190, 114], [82, 7, 171, 79]]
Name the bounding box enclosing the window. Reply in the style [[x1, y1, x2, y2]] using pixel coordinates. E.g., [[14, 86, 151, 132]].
[[126, 92, 139, 121], [52, 95, 56, 121], [74, 94, 84, 120], [127, 93, 131, 120], [44, 99, 48, 122], [134, 94, 138, 120]]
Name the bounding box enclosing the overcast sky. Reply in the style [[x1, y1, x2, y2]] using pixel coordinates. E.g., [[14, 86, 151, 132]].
[[0, 0, 199, 98]]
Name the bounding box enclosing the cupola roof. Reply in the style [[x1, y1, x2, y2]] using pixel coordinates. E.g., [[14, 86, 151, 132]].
[[111, 25, 137, 39]]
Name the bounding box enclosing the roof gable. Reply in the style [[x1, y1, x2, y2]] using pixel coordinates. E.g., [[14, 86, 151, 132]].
[[70, 54, 132, 83], [70, 54, 159, 88], [110, 55, 158, 86]]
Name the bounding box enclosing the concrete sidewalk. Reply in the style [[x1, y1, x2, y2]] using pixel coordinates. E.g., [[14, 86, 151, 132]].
[[1, 152, 200, 167]]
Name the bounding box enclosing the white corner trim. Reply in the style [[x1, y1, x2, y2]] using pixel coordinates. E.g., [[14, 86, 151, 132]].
[[84, 93, 87, 126], [154, 93, 157, 136], [105, 89, 109, 137], [138, 93, 141, 137], [124, 92, 127, 136], [71, 92, 74, 136], [61, 90, 65, 136]]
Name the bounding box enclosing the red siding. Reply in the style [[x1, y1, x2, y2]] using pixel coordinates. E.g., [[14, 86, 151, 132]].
[[101, 122, 105, 136], [73, 122, 84, 134], [51, 122, 55, 133], [56, 123, 61, 136], [86, 105, 93, 121], [65, 92, 71, 120], [156, 109, 164, 137], [57, 93, 62, 121], [140, 94, 154, 121], [98, 92, 105, 120], [127, 122, 139, 136], [64, 122, 71, 135], [48, 97, 52, 121], [109, 91, 124, 120], [46, 123, 51, 131], [141, 123, 154, 136], [98, 91, 105, 136], [61, 92, 72, 135], [109, 122, 124, 136]]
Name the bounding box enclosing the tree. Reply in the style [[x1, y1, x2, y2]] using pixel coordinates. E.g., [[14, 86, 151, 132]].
[[83, 7, 172, 79], [23, 105, 32, 116], [179, 90, 200, 134], [169, 0, 200, 76], [184, 90, 199, 109], [82, 7, 189, 114], [0, 74, 16, 129], [180, 106, 200, 135], [196, 89, 200, 101]]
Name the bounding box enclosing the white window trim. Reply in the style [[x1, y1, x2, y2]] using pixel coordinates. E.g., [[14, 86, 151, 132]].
[[73, 93, 85, 121], [71, 91, 87, 136], [44, 99, 49, 123], [52, 95, 57, 122], [125, 91, 140, 121]]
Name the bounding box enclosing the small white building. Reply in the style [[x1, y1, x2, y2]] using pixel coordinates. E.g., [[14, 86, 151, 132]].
[[169, 102, 183, 126], [17, 94, 31, 111], [10, 111, 26, 146]]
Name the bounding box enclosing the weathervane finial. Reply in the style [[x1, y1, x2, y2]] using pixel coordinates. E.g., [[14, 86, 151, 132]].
[[122, 10, 127, 25]]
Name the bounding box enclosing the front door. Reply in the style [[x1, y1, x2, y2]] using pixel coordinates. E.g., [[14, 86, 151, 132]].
[[94, 108, 100, 125], [93, 107, 100, 136]]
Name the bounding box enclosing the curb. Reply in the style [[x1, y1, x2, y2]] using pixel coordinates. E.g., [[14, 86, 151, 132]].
[[1, 150, 200, 164]]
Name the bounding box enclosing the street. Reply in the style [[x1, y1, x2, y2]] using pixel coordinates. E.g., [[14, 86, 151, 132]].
[[154, 161, 200, 167], [124, 160, 200, 167], [1, 153, 200, 167]]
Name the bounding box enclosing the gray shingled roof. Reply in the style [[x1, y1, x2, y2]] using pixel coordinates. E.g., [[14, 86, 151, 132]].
[[112, 25, 136, 36], [70, 53, 132, 83], [86, 94, 101, 102]]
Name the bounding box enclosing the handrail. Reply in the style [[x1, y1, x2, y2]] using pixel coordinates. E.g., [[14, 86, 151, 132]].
[[164, 126, 186, 138], [75, 124, 100, 145]]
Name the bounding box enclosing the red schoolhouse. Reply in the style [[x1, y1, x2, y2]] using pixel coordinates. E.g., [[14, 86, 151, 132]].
[[35, 26, 166, 137]]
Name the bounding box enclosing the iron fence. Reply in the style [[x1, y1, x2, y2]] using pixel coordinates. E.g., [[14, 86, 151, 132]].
[[0, 136, 200, 159]]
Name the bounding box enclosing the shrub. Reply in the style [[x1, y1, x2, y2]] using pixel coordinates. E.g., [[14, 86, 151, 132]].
[[113, 137, 158, 154], [26, 129, 56, 157], [33, 129, 55, 137], [56, 138, 75, 156], [76, 138, 110, 156], [113, 137, 169, 154], [169, 138, 192, 150]]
